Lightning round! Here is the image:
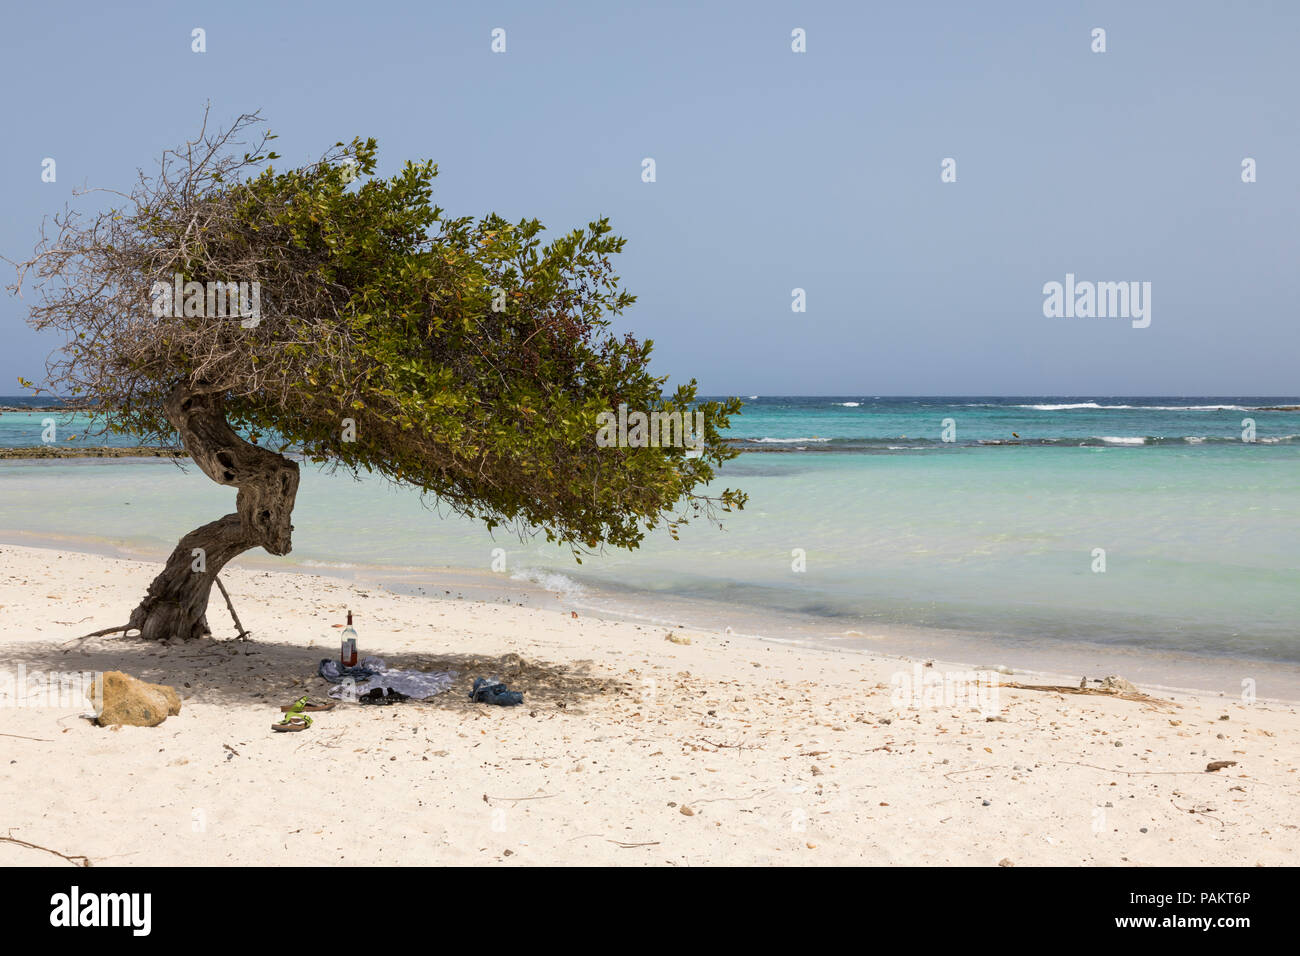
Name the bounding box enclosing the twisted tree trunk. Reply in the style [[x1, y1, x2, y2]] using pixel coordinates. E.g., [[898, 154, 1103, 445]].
[[127, 387, 300, 640]]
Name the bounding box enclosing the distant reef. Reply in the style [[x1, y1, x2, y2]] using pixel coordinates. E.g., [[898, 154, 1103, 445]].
[[0, 446, 186, 460]]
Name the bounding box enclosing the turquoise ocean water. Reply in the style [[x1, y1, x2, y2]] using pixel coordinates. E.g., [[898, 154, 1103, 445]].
[[3, 397, 1299, 694]]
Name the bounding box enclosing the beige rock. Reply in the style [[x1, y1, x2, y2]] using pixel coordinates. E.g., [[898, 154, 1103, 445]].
[[88, 671, 182, 727]]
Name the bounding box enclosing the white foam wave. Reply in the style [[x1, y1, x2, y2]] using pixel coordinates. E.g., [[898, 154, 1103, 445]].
[[1019, 403, 1248, 411], [746, 436, 832, 444], [1097, 436, 1147, 445], [509, 567, 586, 597], [1139, 405, 1248, 411]]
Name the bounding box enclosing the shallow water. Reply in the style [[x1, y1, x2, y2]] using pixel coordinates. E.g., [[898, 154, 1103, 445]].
[[2, 397, 1298, 696]]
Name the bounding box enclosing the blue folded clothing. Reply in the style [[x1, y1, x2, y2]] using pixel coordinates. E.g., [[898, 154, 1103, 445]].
[[469, 677, 523, 706], [319, 658, 380, 683]]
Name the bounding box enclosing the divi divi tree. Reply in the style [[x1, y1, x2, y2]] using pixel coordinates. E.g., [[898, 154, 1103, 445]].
[[10, 112, 744, 640]]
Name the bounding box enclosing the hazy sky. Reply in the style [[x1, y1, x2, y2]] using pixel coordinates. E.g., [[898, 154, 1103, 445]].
[[2, 1, 1296, 396]]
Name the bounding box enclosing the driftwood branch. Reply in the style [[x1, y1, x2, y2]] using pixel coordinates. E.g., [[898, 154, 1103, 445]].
[[1002, 682, 1177, 707], [0, 833, 92, 867], [214, 575, 250, 640], [1171, 798, 1228, 828], [1061, 761, 1208, 777]]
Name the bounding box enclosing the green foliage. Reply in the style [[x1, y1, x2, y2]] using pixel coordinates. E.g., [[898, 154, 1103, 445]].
[[106, 135, 746, 553]]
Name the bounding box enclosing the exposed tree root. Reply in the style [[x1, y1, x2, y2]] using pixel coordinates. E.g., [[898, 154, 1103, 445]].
[[70, 624, 135, 643], [71, 574, 248, 643]]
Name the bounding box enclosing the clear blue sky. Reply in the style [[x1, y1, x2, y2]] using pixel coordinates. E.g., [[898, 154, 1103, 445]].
[[2, 0, 1296, 395]]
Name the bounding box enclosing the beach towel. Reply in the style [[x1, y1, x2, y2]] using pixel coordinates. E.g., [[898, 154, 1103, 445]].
[[318, 656, 457, 701]]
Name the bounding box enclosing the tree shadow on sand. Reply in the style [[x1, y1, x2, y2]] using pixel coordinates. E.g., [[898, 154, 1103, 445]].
[[9, 634, 623, 714]]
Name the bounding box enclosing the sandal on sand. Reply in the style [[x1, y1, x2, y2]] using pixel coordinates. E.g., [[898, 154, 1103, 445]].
[[272, 716, 310, 732], [273, 696, 315, 732], [279, 697, 336, 712], [358, 687, 409, 706]]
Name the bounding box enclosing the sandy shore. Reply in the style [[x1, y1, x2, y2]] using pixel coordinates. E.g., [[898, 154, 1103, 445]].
[[1, 542, 1297, 866]]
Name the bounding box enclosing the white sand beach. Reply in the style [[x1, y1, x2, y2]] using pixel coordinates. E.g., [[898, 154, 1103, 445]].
[[1, 542, 1297, 867]]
